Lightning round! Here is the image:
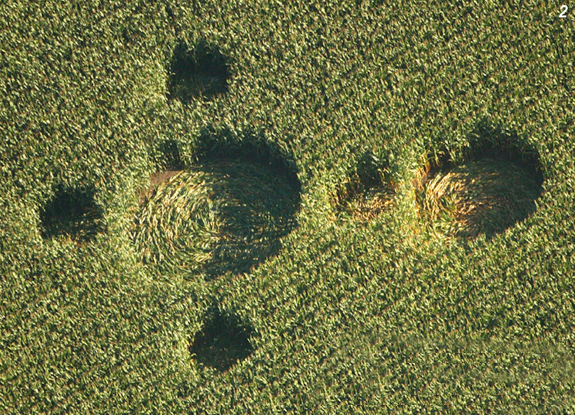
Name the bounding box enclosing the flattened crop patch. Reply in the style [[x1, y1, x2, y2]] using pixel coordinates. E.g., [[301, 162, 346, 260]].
[[133, 159, 300, 279], [419, 157, 542, 239], [189, 310, 254, 373], [40, 184, 105, 243]]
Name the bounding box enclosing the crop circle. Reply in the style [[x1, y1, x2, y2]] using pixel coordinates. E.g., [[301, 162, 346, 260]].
[[133, 159, 300, 279], [419, 155, 542, 239], [40, 184, 105, 243]]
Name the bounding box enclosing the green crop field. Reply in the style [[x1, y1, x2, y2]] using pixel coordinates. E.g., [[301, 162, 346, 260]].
[[1, 1, 574, 413]]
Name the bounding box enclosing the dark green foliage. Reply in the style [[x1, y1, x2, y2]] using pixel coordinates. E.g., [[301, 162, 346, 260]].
[[1, 0, 575, 414]]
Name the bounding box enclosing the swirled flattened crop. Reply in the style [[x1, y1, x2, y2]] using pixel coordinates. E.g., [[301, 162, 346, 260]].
[[133, 160, 300, 280]]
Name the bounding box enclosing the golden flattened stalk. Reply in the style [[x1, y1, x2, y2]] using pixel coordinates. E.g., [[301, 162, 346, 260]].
[[421, 158, 541, 239], [132, 160, 300, 279]]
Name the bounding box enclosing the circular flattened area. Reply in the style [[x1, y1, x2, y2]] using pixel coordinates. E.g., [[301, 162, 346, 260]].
[[420, 157, 542, 239], [189, 309, 254, 373], [167, 40, 230, 103], [335, 153, 394, 222], [40, 184, 105, 243], [133, 160, 300, 279]]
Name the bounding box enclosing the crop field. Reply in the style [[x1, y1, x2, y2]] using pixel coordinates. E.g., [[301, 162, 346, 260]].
[[1, 1, 575, 413]]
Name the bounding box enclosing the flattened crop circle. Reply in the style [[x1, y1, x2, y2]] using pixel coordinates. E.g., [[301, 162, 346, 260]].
[[133, 160, 300, 279], [40, 184, 105, 243], [420, 157, 542, 239]]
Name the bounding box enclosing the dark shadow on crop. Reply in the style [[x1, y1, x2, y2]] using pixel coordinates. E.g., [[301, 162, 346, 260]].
[[137, 139, 185, 205], [158, 138, 184, 170], [40, 184, 105, 243], [335, 151, 395, 221], [417, 121, 544, 240], [201, 160, 300, 279], [193, 128, 302, 194], [167, 39, 230, 103], [189, 309, 253, 373]]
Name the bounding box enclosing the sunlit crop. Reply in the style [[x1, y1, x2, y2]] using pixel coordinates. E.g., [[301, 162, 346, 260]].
[[1, 1, 574, 413]]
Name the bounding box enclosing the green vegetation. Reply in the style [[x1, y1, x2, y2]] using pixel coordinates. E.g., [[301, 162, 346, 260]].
[[1, 1, 574, 413]]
